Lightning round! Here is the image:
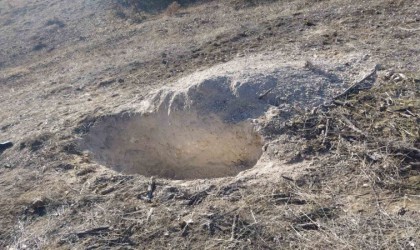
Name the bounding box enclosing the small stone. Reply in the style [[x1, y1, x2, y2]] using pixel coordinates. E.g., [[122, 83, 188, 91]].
[[3, 164, 13, 169]]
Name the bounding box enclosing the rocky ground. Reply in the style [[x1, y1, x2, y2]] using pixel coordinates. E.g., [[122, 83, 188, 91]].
[[0, 0, 419, 249]]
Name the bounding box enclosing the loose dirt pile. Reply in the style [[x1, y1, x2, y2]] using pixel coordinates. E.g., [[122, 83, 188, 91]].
[[79, 59, 357, 179]]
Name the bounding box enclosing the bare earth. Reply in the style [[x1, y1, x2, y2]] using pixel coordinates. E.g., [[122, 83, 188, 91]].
[[0, 0, 419, 249]]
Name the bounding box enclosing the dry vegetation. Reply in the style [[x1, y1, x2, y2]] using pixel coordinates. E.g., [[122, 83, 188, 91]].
[[0, 0, 419, 249], [1, 70, 418, 249]]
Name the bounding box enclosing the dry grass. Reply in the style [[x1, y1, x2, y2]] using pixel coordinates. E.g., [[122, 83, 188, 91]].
[[283, 71, 419, 193], [164, 2, 182, 16], [2, 71, 418, 249], [0, 66, 30, 82]]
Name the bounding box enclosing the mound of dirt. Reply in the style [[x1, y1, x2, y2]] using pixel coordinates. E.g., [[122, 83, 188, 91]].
[[79, 58, 365, 179]]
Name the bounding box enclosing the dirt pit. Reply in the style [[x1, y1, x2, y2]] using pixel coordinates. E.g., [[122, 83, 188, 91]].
[[80, 61, 354, 180], [81, 111, 263, 180], [81, 77, 275, 180]]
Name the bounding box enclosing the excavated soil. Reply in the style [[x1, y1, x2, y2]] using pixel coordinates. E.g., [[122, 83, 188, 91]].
[[79, 59, 358, 179]]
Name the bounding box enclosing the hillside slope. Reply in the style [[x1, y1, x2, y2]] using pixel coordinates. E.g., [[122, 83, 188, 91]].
[[0, 0, 419, 249]]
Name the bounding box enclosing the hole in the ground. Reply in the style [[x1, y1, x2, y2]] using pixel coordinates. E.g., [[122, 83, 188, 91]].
[[82, 111, 262, 180], [80, 62, 347, 180], [81, 77, 275, 180]]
